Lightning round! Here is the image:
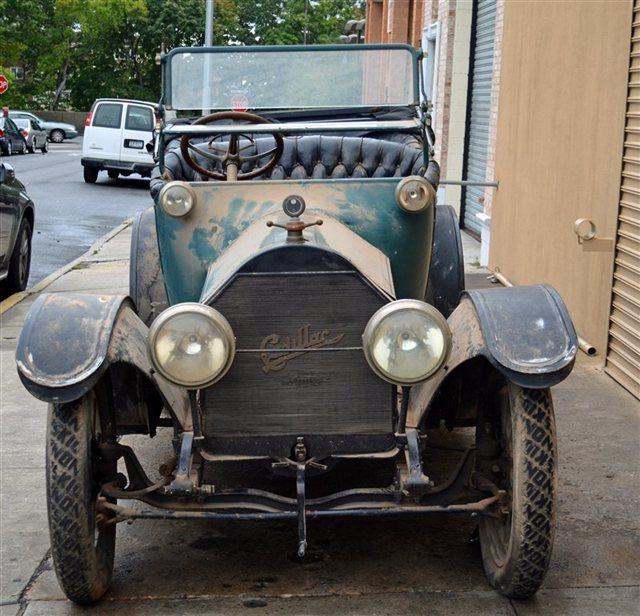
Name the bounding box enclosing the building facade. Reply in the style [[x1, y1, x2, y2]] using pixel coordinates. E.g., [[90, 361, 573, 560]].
[[365, 0, 640, 399]]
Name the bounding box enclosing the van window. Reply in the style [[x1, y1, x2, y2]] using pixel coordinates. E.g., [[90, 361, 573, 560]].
[[92, 103, 123, 129], [125, 105, 154, 132]]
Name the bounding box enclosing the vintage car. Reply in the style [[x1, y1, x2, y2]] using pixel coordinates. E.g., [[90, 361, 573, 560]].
[[15, 44, 578, 604]]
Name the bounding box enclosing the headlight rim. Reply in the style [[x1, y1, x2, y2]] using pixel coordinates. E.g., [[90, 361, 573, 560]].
[[148, 302, 235, 388], [395, 175, 436, 214], [362, 299, 451, 386], [158, 180, 196, 218]]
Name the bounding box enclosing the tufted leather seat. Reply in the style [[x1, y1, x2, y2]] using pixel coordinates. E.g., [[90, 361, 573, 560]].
[[151, 135, 435, 199]]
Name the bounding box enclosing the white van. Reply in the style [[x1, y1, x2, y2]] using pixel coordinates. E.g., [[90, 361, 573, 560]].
[[81, 98, 157, 183]]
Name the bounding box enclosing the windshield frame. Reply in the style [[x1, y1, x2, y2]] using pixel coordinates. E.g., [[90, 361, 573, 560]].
[[161, 44, 421, 112]]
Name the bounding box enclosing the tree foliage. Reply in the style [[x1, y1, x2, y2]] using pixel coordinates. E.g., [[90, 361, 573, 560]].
[[0, 0, 364, 110]]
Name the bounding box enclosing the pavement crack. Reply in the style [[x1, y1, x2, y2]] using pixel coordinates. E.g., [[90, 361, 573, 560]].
[[16, 548, 51, 615]]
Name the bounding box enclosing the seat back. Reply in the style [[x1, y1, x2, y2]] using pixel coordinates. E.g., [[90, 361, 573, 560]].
[[151, 135, 426, 198]]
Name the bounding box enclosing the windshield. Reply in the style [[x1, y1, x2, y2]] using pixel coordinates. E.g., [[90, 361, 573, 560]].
[[165, 45, 418, 111]]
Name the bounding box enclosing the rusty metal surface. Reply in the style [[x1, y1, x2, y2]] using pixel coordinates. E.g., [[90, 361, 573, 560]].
[[465, 283, 578, 374], [107, 304, 191, 430], [15, 293, 128, 401], [408, 286, 578, 428], [199, 213, 395, 304], [15, 292, 190, 428], [129, 207, 168, 326], [407, 298, 484, 429], [154, 178, 433, 304]]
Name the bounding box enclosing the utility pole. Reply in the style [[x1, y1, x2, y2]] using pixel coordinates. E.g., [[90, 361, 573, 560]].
[[204, 0, 214, 47], [203, 0, 214, 115]]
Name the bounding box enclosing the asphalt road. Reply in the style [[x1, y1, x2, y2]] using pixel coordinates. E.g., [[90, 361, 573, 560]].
[[4, 137, 150, 288]]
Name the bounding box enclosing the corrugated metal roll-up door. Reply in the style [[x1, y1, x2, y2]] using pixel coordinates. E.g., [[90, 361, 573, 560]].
[[606, 2, 640, 400], [463, 0, 497, 234]]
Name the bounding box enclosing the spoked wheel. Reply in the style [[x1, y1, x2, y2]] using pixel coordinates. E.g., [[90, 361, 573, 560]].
[[46, 388, 117, 604], [476, 382, 557, 599]]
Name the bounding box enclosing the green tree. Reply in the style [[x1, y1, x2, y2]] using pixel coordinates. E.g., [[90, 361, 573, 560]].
[[0, 0, 365, 110]]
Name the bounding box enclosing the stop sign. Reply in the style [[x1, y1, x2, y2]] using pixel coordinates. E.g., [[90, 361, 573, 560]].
[[0, 75, 8, 95]]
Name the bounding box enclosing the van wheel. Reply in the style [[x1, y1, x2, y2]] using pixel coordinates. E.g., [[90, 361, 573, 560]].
[[28, 139, 35, 154], [107, 170, 119, 180], [41, 140, 48, 154], [84, 167, 99, 184], [47, 390, 117, 604], [477, 383, 557, 599]]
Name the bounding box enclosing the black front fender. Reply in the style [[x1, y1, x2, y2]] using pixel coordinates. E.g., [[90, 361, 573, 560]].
[[15, 293, 190, 427], [408, 284, 578, 427], [465, 284, 578, 386]]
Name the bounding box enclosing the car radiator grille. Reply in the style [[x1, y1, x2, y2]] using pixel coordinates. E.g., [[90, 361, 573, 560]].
[[201, 271, 393, 446]]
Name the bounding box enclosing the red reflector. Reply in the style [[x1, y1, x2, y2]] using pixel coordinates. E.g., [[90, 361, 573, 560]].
[[20, 129, 28, 137], [0, 129, 4, 138], [85, 112, 93, 126]]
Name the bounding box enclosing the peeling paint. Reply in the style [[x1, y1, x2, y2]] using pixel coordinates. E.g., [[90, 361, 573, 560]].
[[155, 178, 434, 304]]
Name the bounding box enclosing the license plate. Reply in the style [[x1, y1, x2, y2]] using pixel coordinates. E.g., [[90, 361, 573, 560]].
[[125, 139, 144, 149]]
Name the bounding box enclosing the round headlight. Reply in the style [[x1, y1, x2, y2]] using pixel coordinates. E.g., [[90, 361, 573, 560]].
[[158, 181, 196, 217], [148, 303, 235, 388], [362, 300, 451, 385], [395, 176, 436, 214]]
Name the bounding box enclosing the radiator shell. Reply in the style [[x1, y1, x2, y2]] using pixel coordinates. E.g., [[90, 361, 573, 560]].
[[201, 245, 395, 456]]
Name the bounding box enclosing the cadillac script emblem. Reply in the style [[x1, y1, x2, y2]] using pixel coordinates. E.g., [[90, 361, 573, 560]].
[[260, 325, 345, 374]]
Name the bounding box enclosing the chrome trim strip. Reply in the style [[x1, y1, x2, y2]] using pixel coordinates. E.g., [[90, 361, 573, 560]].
[[163, 119, 422, 136]]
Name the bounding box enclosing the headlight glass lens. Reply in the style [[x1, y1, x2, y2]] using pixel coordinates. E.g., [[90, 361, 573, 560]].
[[159, 182, 195, 217], [149, 304, 234, 387], [364, 300, 450, 384]]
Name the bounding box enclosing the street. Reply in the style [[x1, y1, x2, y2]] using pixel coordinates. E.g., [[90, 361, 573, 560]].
[[4, 137, 149, 289]]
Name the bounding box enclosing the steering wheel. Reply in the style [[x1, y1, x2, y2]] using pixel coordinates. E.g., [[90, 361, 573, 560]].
[[179, 111, 284, 181]]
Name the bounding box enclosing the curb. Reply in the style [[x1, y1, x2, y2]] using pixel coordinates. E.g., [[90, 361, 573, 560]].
[[0, 219, 132, 316]]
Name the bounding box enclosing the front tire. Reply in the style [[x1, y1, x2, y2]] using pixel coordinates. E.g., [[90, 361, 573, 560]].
[[2, 217, 31, 293], [83, 166, 99, 184], [50, 129, 65, 143], [477, 383, 557, 599], [41, 140, 48, 154], [27, 139, 35, 154], [46, 391, 116, 604]]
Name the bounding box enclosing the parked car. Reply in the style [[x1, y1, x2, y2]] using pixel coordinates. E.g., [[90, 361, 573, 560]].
[[16, 44, 578, 605], [12, 118, 48, 154], [81, 98, 156, 183], [0, 117, 27, 156], [0, 162, 34, 293], [9, 111, 78, 143]]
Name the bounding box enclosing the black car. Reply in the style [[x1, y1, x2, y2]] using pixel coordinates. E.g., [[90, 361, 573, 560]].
[[0, 162, 34, 293], [0, 117, 27, 156]]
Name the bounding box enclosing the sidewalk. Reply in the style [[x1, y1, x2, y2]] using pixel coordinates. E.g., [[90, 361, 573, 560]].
[[0, 223, 131, 613], [0, 225, 638, 615]]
